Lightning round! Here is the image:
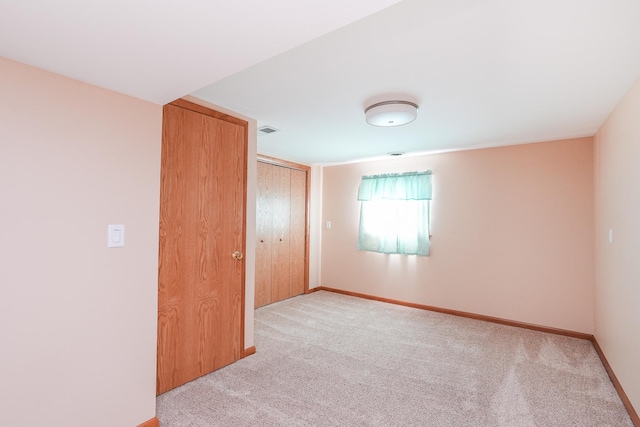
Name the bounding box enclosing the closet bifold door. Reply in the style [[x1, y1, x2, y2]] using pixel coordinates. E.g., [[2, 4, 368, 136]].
[[255, 161, 273, 308], [289, 169, 306, 297], [156, 99, 247, 395], [255, 158, 309, 309], [271, 164, 291, 302]]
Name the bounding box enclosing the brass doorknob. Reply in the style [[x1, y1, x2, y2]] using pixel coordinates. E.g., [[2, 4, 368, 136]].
[[232, 251, 244, 260]]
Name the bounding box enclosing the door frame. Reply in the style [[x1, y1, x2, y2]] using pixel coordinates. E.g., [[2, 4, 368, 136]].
[[257, 155, 311, 296]]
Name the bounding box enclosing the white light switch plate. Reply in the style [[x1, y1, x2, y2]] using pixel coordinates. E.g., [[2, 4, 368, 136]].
[[108, 224, 125, 248]]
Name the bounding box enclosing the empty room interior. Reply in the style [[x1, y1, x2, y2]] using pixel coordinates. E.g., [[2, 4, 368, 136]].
[[2, 1, 640, 426]]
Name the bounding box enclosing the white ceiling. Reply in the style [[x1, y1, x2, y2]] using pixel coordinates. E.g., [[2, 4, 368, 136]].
[[0, 0, 402, 104], [2, 0, 640, 165]]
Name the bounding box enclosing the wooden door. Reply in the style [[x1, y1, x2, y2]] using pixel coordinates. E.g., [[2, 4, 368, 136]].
[[289, 169, 306, 297], [156, 100, 247, 395], [255, 158, 309, 308], [255, 162, 273, 308], [271, 165, 291, 301]]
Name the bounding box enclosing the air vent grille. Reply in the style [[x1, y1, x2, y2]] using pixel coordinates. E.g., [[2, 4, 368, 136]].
[[258, 126, 279, 134]]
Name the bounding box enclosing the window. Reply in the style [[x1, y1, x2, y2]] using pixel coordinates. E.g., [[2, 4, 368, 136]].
[[357, 171, 432, 256]]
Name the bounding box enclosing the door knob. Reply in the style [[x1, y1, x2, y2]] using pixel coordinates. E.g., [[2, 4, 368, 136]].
[[232, 251, 244, 260]]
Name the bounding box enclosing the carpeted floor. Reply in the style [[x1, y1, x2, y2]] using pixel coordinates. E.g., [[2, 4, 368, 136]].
[[157, 291, 632, 426]]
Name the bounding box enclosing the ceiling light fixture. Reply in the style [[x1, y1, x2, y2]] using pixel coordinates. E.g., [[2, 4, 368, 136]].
[[365, 100, 418, 127]]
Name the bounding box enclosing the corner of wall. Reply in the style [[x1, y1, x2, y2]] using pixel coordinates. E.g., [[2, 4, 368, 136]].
[[309, 165, 324, 289]]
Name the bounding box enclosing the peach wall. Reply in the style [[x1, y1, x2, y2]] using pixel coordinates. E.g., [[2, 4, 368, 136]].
[[0, 57, 161, 426], [594, 76, 640, 412], [309, 165, 324, 288], [321, 138, 594, 333]]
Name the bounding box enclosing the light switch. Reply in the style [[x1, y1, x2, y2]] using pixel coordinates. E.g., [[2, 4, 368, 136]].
[[326, 221, 332, 229], [108, 224, 125, 248], [608, 229, 613, 244]]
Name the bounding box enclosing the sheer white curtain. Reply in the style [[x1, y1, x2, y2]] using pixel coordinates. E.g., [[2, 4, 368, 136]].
[[357, 171, 432, 256]]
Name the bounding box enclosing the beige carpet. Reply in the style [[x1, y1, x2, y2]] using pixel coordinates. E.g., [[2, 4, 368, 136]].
[[157, 291, 632, 426]]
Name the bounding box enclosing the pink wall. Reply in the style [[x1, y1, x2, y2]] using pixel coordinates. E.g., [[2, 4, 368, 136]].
[[321, 138, 594, 333], [594, 76, 640, 413], [0, 57, 161, 426]]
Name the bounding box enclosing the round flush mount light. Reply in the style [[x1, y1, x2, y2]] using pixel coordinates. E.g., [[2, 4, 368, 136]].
[[365, 100, 418, 127]]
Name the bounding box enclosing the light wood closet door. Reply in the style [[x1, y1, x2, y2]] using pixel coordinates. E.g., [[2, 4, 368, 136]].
[[289, 169, 306, 297], [272, 165, 291, 302], [255, 162, 273, 308], [157, 101, 246, 395], [255, 160, 308, 309]]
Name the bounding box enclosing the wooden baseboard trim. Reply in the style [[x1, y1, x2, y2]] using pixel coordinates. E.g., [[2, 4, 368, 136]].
[[591, 337, 640, 426], [137, 416, 159, 427], [316, 286, 592, 340], [306, 287, 321, 294], [243, 346, 256, 358]]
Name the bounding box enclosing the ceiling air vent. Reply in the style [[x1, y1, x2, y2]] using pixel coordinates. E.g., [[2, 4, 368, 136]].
[[258, 126, 279, 134]]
